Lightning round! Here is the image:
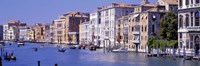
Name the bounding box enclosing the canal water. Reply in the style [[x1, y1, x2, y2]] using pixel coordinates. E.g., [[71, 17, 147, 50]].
[[1, 43, 200, 66]]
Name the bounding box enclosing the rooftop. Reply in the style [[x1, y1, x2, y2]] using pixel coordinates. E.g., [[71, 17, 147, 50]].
[[97, 3, 136, 11]]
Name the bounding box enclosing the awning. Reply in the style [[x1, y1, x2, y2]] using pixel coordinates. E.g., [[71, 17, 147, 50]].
[[133, 14, 139, 18]]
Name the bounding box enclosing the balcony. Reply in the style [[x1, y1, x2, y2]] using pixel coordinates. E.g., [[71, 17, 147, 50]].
[[132, 31, 140, 34], [187, 26, 200, 31], [179, 3, 200, 10], [133, 40, 140, 43], [178, 26, 200, 32]]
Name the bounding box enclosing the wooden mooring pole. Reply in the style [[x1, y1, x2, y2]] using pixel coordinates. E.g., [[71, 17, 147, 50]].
[[38, 60, 40, 66]]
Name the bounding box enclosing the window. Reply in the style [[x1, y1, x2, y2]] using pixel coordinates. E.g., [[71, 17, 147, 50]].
[[105, 20, 109, 27], [180, 33, 182, 38], [195, 11, 199, 26], [152, 25, 155, 33], [179, 0, 183, 6], [57, 31, 62, 34], [141, 26, 143, 32], [106, 11, 109, 16], [105, 31, 109, 36], [196, 0, 200, 4], [179, 15, 183, 28], [125, 11, 129, 15], [98, 18, 101, 24], [190, 42, 193, 49], [145, 25, 147, 32], [57, 24, 62, 27], [186, 14, 189, 27], [191, 12, 194, 26], [186, 0, 189, 5], [132, 27, 134, 31], [191, 0, 193, 4]]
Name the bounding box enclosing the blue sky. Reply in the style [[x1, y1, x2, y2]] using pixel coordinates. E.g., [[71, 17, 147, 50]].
[[0, 0, 156, 25]]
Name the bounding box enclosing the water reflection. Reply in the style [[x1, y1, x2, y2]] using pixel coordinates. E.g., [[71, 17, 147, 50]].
[[1, 43, 200, 66]]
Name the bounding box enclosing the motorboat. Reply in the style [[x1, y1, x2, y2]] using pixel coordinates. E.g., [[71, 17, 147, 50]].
[[18, 41, 25, 46], [184, 56, 192, 60], [112, 47, 128, 53]]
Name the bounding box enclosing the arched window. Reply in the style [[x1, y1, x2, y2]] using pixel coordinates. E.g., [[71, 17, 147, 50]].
[[179, 0, 183, 6], [186, 0, 189, 5], [191, 12, 194, 26], [179, 15, 183, 28], [196, 0, 200, 4], [186, 14, 189, 27], [152, 25, 155, 33], [195, 11, 199, 26], [195, 36, 199, 44]]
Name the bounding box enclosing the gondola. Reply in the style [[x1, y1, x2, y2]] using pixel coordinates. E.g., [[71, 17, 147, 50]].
[[70, 46, 76, 49], [89, 45, 96, 51], [18, 41, 25, 46], [58, 48, 66, 52], [0, 41, 5, 46], [3, 52, 16, 61], [33, 48, 38, 51]]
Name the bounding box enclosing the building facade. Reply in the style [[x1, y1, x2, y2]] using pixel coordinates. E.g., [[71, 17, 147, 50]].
[[0, 25, 3, 41], [3, 20, 27, 41], [27, 26, 35, 42], [33, 23, 44, 42], [53, 12, 89, 44], [116, 16, 129, 49], [19, 26, 28, 41], [43, 24, 52, 43], [79, 21, 90, 44], [116, 0, 178, 52], [98, 3, 135, 47], [178, 0, 200, 56], [53, 16, 66, 43], [89, 11, 101, 46]]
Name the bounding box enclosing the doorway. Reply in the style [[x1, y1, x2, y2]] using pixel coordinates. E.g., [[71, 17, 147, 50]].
[[194, 36, 200, 55]]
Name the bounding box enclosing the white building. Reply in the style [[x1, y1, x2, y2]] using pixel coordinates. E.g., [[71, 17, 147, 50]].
[[3, 25, 18, 41], [79, 21, 90, 44], [19, 27, 28, 41], [98, 3, 135, 47], [3, 20, 27, 41], [178, 0, 200, 56], [53, 16, 66, 43], [89, 11, 101, 46]]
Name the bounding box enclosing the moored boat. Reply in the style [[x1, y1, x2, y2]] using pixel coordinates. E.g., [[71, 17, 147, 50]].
[[18, 41, 25, 46], [112, 47, 128, 53], [0, 41, 5, 46], [70, 46, 76, 49], [58, 48, 66, 52]]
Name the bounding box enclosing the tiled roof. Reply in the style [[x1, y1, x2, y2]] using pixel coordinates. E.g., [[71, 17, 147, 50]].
[[97, 3, 136, 11], [162, 0, 178, 4]]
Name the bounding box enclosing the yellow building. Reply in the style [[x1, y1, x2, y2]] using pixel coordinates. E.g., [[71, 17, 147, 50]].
[[33, 23, 44, 42], [128, 0, 177, 52], [27, 26, 35, 42], [116, 16, 129, 48], [53, 12, 89, 44]]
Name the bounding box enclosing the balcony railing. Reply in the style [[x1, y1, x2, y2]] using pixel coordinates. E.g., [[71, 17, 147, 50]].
[[179, 3, 200, 9], [187, 26, 200, 31], [132, 31, 140, 34]]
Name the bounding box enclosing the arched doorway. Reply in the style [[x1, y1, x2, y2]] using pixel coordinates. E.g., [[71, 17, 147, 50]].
[[194, 35, 200, 55]]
